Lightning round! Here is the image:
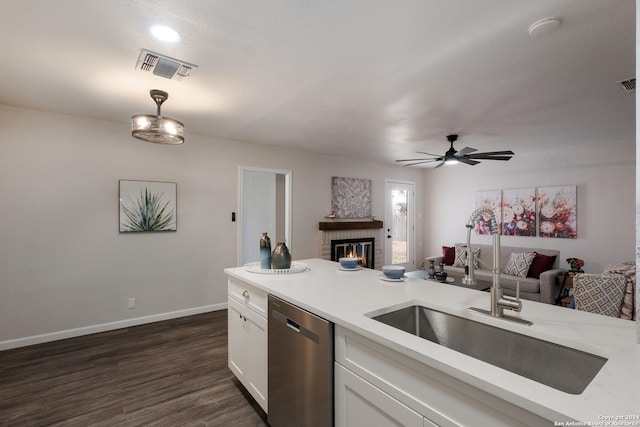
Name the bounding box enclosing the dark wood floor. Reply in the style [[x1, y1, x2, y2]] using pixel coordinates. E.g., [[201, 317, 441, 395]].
[[0, 310, 268, 426]]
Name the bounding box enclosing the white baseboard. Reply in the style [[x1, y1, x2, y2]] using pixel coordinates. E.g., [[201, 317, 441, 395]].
[[0, 303, 228, 351]]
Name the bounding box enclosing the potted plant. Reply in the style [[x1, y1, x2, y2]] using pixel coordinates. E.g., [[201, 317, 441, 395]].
[[566, 257, 585, 273]]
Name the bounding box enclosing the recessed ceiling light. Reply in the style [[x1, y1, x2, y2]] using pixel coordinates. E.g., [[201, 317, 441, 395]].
[[150, 25, 180, 43]]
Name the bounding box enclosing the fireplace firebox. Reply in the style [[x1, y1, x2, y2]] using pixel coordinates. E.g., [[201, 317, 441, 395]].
[[331, 238, 375, 269]]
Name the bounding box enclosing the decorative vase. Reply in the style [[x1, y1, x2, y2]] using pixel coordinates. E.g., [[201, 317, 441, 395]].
[[271, 242, 292, 269], [259, 232, 271, 270], [427, 260, 436, 279]]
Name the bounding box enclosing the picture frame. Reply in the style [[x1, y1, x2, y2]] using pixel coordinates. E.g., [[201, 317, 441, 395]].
[[331, 176, 372, 219], [501, 188, 536, 236], [473, 190, 501, 234], [537, 185, 577, 238], [119, 180, 177, 232]]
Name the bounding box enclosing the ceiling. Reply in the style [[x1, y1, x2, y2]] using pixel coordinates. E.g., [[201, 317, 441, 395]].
[[0, 0, 635, 166]]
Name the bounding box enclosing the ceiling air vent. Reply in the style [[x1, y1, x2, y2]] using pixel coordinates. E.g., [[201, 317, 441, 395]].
[[135, 49, 198, 80], [616, 78, 635, 94]]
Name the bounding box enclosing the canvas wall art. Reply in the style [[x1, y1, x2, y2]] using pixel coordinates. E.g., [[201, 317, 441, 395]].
[[331, 176, 372, 219], [537, 185, 577, 238], [473, 190, 501, 234], [119, 180, 177, 232], [501, 188, 536, 236]]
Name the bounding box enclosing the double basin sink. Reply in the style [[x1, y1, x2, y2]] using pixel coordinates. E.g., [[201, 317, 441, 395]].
[[370, 305, 607, 394]]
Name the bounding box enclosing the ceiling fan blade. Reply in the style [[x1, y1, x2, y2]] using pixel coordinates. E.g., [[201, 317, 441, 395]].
[[401, 160, 437, 167], [464, 154, 513, 161], [466, 150, 514, 157], [416, 151, 442, 157], [483, 156, 513, 161], [458, 157, 480, 166], [456, 147, 478, 156], [396, 157, 437, 162], [434, 161, 446, 168]]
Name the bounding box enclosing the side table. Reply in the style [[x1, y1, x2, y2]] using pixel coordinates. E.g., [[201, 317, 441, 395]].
[[556, 271, 578, 307]]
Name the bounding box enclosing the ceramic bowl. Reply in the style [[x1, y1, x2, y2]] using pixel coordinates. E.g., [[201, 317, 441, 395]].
[[382, 265, 405, 280], [339, 257, 359, 269]]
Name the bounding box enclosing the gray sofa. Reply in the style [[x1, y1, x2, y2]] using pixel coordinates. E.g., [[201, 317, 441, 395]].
[[426, 243, 564, 304]]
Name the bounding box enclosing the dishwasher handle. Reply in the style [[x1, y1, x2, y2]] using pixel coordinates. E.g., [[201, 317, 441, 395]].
[[272, 309, 319, 344], [286, 318, 300, 332]]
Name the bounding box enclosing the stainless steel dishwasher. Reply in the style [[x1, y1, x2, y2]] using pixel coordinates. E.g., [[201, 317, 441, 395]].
[[268, 294, 333, 427]]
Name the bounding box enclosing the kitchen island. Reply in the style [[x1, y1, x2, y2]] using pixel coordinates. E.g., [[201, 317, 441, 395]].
[[225, 258, 639, 426]]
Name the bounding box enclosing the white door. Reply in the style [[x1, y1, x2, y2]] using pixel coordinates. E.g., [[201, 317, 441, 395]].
[[384, 180, 415, 268], [238, 167, 292, 266], [241, 170, 276, 265]]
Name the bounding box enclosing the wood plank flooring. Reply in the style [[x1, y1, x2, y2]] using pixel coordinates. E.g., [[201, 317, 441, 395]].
[[0, 310, 268, 426]]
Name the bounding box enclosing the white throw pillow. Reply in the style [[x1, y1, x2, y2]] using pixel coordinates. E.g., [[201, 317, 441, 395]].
[[453, 245, 480, 268], [503, 252, 536, 278]]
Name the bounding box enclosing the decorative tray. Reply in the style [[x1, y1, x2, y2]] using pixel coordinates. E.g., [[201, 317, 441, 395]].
[[425, 277, 455, 283], [244, 261, 309, 274]]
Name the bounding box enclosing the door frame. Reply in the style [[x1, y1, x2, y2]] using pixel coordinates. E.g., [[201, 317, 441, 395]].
[[384, 179, 415, 268]]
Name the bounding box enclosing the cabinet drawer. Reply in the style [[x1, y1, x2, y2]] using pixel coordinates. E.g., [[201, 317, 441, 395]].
[[228, 278, 267, 317]]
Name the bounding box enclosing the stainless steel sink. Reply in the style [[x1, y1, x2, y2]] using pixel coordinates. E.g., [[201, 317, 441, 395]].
[[370, 305, 607, 394]]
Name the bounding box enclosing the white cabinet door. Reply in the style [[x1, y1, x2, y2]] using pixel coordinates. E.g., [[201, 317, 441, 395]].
[[227, 282, 268, 413], [228, 297, 248, 381], [335, 363, 425, 427], [246, 305, 268, 410]]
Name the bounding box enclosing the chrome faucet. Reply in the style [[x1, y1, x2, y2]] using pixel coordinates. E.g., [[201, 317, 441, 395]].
[[465, 207, 532, 325]]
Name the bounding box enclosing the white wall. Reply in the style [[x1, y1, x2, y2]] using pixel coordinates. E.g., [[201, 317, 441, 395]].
[[423, 140, 636, 274], [0, 105, 424, 347]]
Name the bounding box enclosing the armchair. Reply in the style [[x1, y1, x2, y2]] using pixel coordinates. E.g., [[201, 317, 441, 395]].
[[573, 273, 627, 318]]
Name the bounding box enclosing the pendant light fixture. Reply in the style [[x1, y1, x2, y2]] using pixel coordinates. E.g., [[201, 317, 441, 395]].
[[131, 89, 184, 144]]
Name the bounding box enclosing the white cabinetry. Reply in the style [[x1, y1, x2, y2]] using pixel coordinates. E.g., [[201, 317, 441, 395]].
[[335, 326, 550, 427], [228, 278, 268, 412], [336, 362, 436, 427]]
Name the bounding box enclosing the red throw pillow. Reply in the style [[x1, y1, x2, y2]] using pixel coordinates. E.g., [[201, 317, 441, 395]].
[[527, 253, 557, 279], [442, 246, 455, 265]]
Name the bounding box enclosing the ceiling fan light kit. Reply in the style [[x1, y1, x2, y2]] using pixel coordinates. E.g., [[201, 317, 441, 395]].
[[396, 134, 514, 168], [131, 89, 184, 145]]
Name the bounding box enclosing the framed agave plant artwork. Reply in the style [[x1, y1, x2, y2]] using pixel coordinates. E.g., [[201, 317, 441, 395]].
[[119, 180, 177, 232]]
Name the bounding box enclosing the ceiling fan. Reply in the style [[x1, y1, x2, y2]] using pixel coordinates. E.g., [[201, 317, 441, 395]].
[[396, 134, 514, 168]]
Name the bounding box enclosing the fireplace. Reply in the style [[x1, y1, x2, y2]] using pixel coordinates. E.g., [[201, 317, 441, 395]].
[[331, 238, 375, 269], [318, 220, 383, 269]]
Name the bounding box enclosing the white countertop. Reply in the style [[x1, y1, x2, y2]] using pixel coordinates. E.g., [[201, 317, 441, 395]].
[[225, 258, 640, 423]]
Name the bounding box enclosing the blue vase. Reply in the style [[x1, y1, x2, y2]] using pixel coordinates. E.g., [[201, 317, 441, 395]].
[[427, 260, 436, 279], [260, 232, 271, 269]]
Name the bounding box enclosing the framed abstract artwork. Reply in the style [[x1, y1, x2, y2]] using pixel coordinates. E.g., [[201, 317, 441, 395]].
[[473, 190, 501, 234], [537, 185, 577, 238], [501, 188, 536, 236], [119, 180, 177, 232], [331, 176, 372, 219]]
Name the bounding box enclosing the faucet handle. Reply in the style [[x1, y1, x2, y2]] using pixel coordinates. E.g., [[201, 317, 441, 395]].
[[499, 281, 523, 312]]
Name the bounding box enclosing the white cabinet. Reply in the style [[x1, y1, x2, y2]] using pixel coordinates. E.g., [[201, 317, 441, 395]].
[[228, 279, 268, 412], [335, 362, 435, 427], [335, 326, 550, 427]]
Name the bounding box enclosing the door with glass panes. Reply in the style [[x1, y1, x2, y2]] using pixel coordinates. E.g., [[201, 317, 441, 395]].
[[384, 180, 415, 268]]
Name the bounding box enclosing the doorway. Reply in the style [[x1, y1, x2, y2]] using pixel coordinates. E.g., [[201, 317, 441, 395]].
[[384, 180, 415, 268], [238, 167, 291, 266]]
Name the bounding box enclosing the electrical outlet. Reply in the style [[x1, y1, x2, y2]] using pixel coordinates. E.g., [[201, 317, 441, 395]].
[[128, 297, 136, 309]]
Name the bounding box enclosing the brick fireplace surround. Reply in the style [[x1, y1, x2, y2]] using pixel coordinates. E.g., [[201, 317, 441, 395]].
[[318, 220, 383, 270]]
